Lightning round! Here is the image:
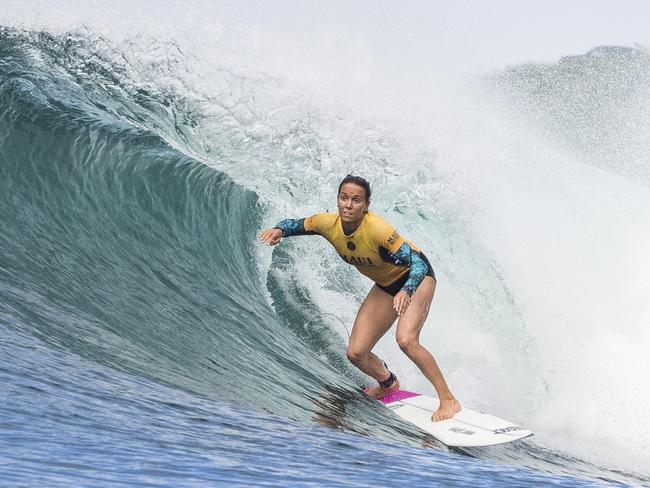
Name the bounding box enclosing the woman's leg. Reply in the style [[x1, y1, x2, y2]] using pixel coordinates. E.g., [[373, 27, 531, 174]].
[[395, 276, 461, 421], [347, 285, 399, 397]]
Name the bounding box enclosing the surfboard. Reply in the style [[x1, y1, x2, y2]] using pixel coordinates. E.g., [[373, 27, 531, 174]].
[[376, 389, 533, 447]]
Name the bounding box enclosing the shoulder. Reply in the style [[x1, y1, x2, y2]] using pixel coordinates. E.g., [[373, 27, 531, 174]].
[[365, 212, 405, 250], [304, 212, 338, 232], [365, 212, 396, 235], [365, 211, 390, 225]]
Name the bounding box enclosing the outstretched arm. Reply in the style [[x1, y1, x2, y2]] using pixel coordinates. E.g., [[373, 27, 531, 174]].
[[274, 218, 313, 237], [258, 218, 317, 246]]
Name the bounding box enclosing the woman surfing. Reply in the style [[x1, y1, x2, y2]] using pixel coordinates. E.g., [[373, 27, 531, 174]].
[[259, 175, 461, 422]]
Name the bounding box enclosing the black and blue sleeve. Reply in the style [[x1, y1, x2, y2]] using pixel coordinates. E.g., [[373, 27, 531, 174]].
[[274, 218, 317, 237], [393, 242, 428, 296]]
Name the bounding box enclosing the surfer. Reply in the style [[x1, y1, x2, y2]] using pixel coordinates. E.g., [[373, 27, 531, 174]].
[[259, 175, 461, 422]]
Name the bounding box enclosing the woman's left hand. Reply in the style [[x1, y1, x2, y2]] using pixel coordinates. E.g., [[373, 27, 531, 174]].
[[393, 291, 411, 317]]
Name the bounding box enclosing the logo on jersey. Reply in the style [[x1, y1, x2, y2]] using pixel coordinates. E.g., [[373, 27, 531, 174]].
[[387, 230, 400, 246], [346, 241, 356, 251], [338, 254, 374, 266]]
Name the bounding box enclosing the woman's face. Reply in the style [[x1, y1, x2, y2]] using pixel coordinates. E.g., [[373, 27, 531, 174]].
[[337, 183, 369, 225]]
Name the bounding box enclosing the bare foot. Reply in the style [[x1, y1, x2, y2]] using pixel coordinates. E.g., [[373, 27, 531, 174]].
[[365, 379, 400, 399], [431, 398, 461, 422]]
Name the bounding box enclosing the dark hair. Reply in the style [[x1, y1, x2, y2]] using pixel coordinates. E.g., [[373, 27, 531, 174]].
[[338, 174, 371, 203]]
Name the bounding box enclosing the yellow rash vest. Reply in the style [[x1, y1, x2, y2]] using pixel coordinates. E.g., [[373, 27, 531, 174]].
[[300, 212, 421, 287]]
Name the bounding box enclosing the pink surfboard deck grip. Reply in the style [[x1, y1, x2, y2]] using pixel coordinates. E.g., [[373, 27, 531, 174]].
[[363, 388, 421, 404]]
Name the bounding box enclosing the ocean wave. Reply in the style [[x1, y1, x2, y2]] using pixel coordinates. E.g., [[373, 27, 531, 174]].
[[1, 27, 649, 483]]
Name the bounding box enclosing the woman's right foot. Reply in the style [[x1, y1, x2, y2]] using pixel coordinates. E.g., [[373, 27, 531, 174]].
[[431, 398, 461, 421]]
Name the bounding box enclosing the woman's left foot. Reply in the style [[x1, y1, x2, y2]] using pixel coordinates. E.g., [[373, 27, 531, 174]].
[[365, 378, 400, 399], [431, 398, 461, 422]]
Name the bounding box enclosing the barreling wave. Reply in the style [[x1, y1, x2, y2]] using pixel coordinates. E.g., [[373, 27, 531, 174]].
[[0, 27, 371, 433], [1, 27, 649, 484]]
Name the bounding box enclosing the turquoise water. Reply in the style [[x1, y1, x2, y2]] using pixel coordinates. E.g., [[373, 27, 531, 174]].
[[1, 28, 649, 486]]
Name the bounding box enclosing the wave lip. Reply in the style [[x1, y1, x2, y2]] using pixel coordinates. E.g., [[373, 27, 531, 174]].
[[0, 27, 351, 426], [487, 45, 650, 182]]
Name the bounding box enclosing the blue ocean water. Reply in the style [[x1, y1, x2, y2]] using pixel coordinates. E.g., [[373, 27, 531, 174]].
[[1, 326, 618, 487], [1, 27, 649, 486]]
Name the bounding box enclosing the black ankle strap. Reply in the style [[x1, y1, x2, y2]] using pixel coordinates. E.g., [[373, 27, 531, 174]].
[[379, 371, 397, 389]]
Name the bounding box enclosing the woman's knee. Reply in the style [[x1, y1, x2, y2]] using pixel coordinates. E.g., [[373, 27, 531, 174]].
[[396, 334, 420, 355], [346, 347, 368, 366]]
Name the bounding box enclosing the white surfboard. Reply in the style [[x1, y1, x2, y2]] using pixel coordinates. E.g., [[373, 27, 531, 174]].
[[377, 390, 533, 447]]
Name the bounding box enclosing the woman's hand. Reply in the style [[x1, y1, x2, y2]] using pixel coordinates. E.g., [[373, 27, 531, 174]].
[[258, 228, 283, 246], [393, 290, 411, 317]]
